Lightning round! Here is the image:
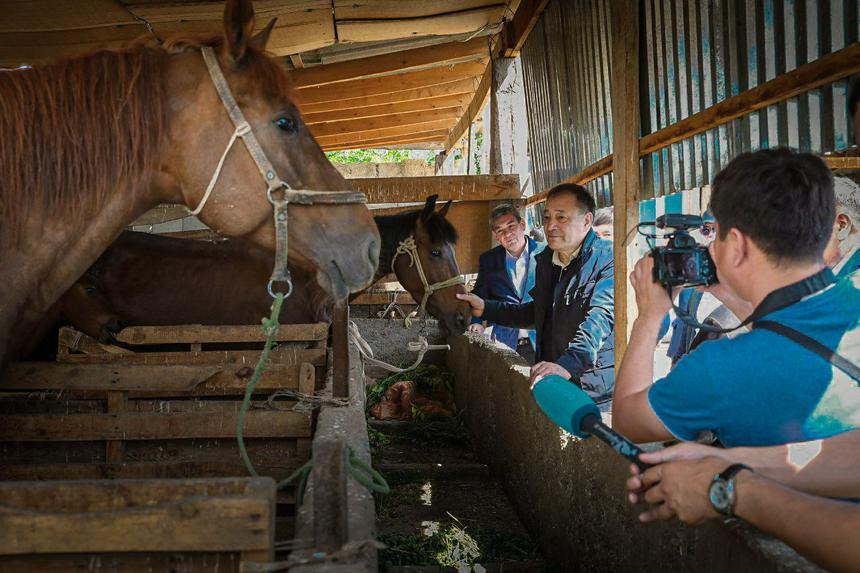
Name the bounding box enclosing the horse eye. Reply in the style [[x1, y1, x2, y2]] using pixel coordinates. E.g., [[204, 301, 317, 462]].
[[431, 249, 442, 257], [85, 287, 97, 294], [274, 116, 297, 133]]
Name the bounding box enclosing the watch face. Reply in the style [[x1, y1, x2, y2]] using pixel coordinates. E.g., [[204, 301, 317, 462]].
[[709, 481, 730, 513]]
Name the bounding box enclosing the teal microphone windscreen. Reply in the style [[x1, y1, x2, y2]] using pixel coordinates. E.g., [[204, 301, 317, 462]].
[[532, 375, 600, 437]]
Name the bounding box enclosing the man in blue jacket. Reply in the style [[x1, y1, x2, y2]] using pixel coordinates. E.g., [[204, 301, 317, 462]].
[[458, 183, 615, 408], [468, 204, 543, 363]]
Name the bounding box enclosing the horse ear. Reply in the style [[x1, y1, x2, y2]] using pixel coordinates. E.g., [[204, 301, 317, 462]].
[[249, 18, 276, 52], [438, 200, 453, 217], [422, 194, 439, 219], [223, 0, 256, 64]]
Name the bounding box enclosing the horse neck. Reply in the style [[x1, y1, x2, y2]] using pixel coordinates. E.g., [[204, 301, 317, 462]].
[[374, 213, 420, 282]]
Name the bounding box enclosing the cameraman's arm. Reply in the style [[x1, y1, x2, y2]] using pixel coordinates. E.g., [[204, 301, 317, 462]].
[[612, 256, 676, 442]]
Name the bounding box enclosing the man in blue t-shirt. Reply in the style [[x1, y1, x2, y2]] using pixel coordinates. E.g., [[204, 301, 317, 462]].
[[613, 148, 860, 448]]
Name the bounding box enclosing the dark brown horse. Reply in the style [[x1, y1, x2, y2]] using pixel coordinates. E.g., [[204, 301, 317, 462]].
[[37, 196, 469, 353], [0, 0, 379, 371]]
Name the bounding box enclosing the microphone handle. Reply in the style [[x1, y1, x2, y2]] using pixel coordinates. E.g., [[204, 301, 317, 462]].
[[580, 414, 652, 471]]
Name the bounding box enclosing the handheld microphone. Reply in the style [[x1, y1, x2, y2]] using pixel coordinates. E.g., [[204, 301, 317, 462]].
[[532, 375, 651, 471]]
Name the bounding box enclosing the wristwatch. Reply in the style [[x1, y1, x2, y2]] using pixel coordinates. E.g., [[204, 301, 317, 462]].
[[708, 463, 752, 517]]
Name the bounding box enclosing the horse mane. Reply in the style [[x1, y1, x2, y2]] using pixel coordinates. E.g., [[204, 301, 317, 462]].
[[0, 34, 296, 244], [374, 207, 459, 275]]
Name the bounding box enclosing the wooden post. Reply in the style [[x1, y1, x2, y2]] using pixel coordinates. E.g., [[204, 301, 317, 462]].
[[610, 0, 640, 365], [312, 438, 348, 552], [332, 304, 350, 399]]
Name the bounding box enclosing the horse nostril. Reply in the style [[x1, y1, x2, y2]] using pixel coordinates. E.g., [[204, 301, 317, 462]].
[[456, 313, 468, 330]]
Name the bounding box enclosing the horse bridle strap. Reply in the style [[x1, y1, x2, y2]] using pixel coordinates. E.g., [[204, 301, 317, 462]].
[[393, 236, 465, 315], [196, 46, 366, 293]]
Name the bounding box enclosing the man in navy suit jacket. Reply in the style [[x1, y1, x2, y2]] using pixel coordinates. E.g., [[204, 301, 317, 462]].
[[469, 204, 543, 363]]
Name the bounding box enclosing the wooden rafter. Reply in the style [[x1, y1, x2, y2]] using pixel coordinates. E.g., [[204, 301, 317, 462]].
[[316, 119, 455, 148], [503, 0, 550, 57], [310, 107, 463, 138], [296, 60, 487, 105], [290, 36, 489, 88], [443, 60, 492, 152], [323, 133, 448, 152], [336, 5, 506, 44], [304, 93, 472, 124], [349, 174, 521, 203]]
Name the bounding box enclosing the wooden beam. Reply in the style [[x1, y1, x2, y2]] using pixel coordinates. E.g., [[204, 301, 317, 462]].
[[301, 77, 480, 114], [351, 174, 521, 203], [129, 203, 192, 226], [824, 156, 860, 170], [289, 54, 305, 69], [0, 408, 310, 442], [316, 119, 456, 148], [526, 156, 613, 205], [0, 461, 303, 483], [639, 42, 860, 157], [296, 60, 486, 105], [1, 362, 302, 396], [610, 0, 640, 364], [115, 323, 328, 345], [0, 477, 275, 555], [504, 0, 551, 57], [351, 292, 416, 305], [310, 107, 464, 138], [290, 36, 490, 88], [305, 93, 472, 124], [334, 1, 505, 19], [444, 62, 492, 152], [336, 5, 506, 44], [323, 133, 447, 151]]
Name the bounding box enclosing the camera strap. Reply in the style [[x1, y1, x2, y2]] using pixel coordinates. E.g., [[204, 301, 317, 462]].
[[671, 267, 837, 335], [753, 320, 860, 383]]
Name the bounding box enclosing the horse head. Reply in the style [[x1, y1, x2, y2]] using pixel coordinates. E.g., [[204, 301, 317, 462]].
[[159, 0, 379, 299], [56, 274, 127, 344], [392, 195, 471, 335]]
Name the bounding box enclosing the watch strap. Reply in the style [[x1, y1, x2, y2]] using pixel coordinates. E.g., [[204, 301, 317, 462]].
[[718, 463, 752, 482]]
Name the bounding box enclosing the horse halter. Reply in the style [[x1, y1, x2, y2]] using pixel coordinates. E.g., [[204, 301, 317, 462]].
[[392, 236, 465, 316], [194, 46, 367, 297]]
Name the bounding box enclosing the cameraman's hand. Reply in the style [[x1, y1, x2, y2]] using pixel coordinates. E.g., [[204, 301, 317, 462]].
[[630, 255, 677, 323]]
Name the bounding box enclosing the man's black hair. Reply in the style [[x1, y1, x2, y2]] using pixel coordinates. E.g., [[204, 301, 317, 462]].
[[710, 148, 834, 264], [545, 183, 596, 216], [849, 76, 860, 119]]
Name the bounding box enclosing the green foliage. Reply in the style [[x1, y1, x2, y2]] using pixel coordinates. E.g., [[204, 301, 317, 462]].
[[325, 148, 411, 164], [365, 363, 455, 412], [366, 425, 391, 450], [379, 526, 541, 567]]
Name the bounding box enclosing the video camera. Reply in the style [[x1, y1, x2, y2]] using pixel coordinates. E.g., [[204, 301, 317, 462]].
[[648, 214, 718, 288]]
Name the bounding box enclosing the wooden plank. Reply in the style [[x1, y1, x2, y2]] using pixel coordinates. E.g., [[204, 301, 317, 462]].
[[58, 342, 326, 368], [323, 133, 448, 151], [824, 156, 860, 170], [315, 118, 456, 148], [0, 461, 303, 483], [0, 478, 275, 555], [300, 76, 480, 114], [1, 363, 301, 396], [352, 174, 520, 203], [305, 93, 472, 124], [503, 0, 551, 56], [291, 36, 490, 88], [610, 0, 640, 364], [128, 203, 193, 226], [444, 61, 492, 152], [332, 305, 350, 399], [334, 0, 503, 19], [289, 54, 305, 69], [351, 292, 416, 305], [0, 409, 311, 442], [115, 323, 328, 345], [337, 5, 506, 44], [105, 391, 126, 463], [312, 438, 348, 551], [310, 106, 464, 138], [296, 61, 486, 105]]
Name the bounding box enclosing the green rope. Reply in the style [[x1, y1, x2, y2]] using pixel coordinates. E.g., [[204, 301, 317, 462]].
[[278, 459, 313, 504], [346, 446, 391, 494], [237, 292, 285, 477]]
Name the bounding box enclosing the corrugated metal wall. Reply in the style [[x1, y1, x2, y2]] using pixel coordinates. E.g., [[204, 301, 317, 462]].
[[520, 0, 859, 206], [520, 0, 614, 207]]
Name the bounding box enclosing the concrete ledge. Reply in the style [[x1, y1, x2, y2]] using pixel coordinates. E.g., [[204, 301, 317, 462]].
[[447, 333, 823, 573]]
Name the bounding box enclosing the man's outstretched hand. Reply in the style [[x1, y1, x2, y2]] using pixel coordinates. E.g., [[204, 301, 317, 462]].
[[456, 293, 485, 318], [529, 361, 571, 388]]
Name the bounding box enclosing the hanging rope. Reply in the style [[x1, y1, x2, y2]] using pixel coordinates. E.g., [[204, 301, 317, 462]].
[[236, 292, 285, 477]]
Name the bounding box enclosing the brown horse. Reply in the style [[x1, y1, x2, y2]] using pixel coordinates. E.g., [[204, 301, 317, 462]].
[[0, 0, 379, 371], [33, 196, 469, 354]]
